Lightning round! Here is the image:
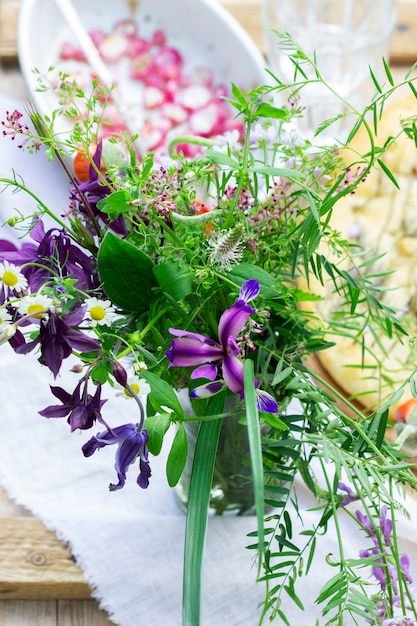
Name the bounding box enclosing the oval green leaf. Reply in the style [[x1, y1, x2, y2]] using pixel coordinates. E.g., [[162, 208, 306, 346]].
[[97, 231, 156, 312], [166, 424, 188, 487], [153, 261, 193, 300]]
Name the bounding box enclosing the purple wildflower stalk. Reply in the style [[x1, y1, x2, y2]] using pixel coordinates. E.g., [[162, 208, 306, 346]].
[[354, 504, 415, 623]]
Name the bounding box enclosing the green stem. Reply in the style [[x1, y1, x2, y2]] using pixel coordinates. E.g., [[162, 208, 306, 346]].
[[0, 178, 79, 239]]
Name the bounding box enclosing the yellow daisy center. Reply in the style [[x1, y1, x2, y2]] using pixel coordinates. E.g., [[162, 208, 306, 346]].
[[2, 270, 18, 287], [28, 304, 46, 318], [90, 305, 106, 321], [124, 382, 140, 397]]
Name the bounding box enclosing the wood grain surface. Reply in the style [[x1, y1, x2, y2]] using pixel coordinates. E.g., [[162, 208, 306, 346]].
[[0, 486, 115, 624]]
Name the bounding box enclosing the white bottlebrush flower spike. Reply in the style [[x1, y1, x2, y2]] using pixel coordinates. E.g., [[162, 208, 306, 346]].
[[208, 225, 245, 271]]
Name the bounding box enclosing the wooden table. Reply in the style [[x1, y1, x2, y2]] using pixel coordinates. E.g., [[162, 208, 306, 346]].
[[0, 0, 416, 624]]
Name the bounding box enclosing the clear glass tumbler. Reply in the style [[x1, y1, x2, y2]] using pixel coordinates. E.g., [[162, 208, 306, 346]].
[[262, 0, 397, 139]]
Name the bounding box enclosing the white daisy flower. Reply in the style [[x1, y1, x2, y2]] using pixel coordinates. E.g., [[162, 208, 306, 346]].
[[0, 307, 13, 331], [133, 361, 148, 374], [85, 297, 117, 326], [116, 377, 151, 401], [0, 261, 28, 293], [17, 294, 54, 319]]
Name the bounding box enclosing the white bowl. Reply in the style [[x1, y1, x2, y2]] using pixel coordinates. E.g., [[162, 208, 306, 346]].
[[17, 0, 267, 152]]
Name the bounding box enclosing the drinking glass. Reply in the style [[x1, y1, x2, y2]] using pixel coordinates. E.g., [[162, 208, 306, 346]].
[[262, 0, 397, 139]]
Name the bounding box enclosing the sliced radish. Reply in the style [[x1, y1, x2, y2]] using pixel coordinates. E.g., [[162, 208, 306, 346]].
[[57, 20, 239, 157], [140, 124, 166, 151], [161, 102, 188, 125], [151, 30, 166, 47], [176, 84, 212, 110], [113, 19, 138, 38], [189, 103, 218, 135], [60, 42, 78, 60], [88, 30, 106, 49], [130, 53, 153, 80], [99, 32, 130, 61], [143, 86, 166, 109], [127, 37, 150, 58], [152, 47, 183, 81], [173, 139, 202, 158]]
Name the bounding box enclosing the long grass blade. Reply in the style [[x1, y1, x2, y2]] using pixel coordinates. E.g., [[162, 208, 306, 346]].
[[182, 393, 225, 626], [244, 359, 264, 572]]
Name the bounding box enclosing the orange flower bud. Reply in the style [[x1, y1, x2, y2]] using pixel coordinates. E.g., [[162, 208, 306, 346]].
[[73, 145, 97, 182], [396, 398, 417, 423]]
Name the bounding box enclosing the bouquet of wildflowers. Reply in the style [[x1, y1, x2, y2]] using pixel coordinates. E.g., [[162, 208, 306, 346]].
[[2, 41, 417, 624]]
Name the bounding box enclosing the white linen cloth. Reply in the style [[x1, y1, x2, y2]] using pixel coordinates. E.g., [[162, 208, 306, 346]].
[[1, 92, 417, 626]]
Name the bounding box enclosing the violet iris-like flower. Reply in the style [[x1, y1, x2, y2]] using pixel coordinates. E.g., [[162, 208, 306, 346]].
[[39, 379, 107, 431], [16, 309, 100, 377], [82, 424, 151, 490], [166, 279, 278, 413]]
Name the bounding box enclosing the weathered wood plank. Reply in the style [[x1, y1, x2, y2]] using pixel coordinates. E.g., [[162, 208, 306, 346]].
[[57, 600, 116, 626], [0, 518, 90, 600], [0, 600, 57, 625]]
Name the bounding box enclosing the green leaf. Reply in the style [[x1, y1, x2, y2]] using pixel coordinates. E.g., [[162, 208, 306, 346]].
[[255, 102, 288, 120], [166, 423, 188, 487], [153, 261, 193, 300], [226, 263, 279, 297], [98, 231, 156, 312], [141, 371, 185, 416], [203, 150, 239, 166], [244, 359, 264, 571], [383, 57, 394, 86], [252, 166, 304, 179], [144, 412, 171, 455], [369, 66, 382, 93], [97, 190, 130, 218], [377, 158, 400, 189], [182, 394, 225, 626]]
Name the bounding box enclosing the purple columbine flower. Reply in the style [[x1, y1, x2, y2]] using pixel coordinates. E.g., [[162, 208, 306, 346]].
[[82, 424, 151, 490], [166, 279, 278, 413], [70, 142, 128, 236], [39, 379, 107, 431], [15, 308, 100, 377], [0, 220, 100, 292]]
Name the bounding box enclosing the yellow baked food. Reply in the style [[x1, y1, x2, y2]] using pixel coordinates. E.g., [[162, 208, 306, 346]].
[[301, 95, 417, 420]]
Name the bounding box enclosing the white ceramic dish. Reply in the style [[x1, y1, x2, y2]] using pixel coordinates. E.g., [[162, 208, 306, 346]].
[[17, 0, 267, 151]]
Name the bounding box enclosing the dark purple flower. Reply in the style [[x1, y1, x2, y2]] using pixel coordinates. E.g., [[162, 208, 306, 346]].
[[166, 279, 278, 413], [16, 309, 100, 377], [39, 379, 107, 431], [0, 220, 99, 292], [82, 424, 151, 490], [70, 142, 128, 236]]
